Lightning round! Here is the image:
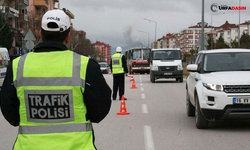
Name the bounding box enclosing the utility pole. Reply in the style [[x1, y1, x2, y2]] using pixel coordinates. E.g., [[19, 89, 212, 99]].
[[200, 0, 205, 51], [238, 0, 241, 47]]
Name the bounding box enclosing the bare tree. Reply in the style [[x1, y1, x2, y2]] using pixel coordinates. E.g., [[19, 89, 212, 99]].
[[27, 10, 44, 45], [68, 29, 99, 59]]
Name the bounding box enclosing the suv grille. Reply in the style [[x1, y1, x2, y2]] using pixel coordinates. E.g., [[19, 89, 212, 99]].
[[159, 66, 176, 71], [223, 85, 250, 93]]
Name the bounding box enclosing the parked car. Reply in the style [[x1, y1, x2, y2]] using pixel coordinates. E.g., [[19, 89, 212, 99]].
[[98, 62, 108, 74], [186, 49, 250, 129], [0, 47, 10, 87], [149, 48, 183, 83]]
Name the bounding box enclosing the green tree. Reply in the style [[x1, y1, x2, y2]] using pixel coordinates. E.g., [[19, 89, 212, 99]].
[[206, 35, 216, 50], [215, 35, 230, 49], [240, 32, 250, 49], [0, 11, 13, 49], [189, 49, 198, 63], [230, 39, 239, 48]]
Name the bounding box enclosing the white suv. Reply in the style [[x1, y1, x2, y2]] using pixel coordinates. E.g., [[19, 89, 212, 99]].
[[186, 49, 250, 129]]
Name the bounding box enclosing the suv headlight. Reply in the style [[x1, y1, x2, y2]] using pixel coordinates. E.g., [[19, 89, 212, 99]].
[[177, 63, 183, 70], [203, 83, 224, 91]]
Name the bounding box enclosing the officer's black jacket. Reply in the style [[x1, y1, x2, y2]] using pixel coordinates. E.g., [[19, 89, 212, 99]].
[[0, 41, 112, 126]]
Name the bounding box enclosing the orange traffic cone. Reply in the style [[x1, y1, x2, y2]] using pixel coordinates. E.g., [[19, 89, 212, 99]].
[[130, 74, 134, 81], [130, 78, 137, 89], [117, 95, 130, 115]]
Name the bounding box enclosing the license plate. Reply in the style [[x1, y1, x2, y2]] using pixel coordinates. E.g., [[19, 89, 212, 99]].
[[164, 73, 172, 75], [233, 98, 250, 104]]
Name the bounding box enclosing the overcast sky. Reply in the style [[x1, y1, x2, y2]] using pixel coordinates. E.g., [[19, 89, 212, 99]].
[[59, 0, 250, 54]]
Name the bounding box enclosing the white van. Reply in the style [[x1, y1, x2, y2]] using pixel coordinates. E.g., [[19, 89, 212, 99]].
[[98, 62, 109, 74], [0, 48, 10, 87], [149, 48, 183, 83]]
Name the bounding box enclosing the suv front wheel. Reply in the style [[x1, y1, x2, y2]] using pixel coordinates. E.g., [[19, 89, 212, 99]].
[[195, 96, 209, 129]]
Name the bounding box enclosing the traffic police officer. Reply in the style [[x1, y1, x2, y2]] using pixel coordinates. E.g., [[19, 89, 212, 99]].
[[0, 9, 111, 150], [110, 46, 128, 100]]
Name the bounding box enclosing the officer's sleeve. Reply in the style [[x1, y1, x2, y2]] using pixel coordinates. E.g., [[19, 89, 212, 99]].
[[122, 55, 128, 73], [84, 59, 112, 123], [0, 62, 20, 126]]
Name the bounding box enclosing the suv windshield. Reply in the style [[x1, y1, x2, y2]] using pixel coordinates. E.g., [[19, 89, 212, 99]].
[[203, 52, 250, 72], [152, 50, 181, 60]]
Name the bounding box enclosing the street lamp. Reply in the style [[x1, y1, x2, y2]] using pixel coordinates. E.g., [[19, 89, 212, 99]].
[[143, 18, 157, 48], [138, 30, 150, 47], [210, 12, 225, 49]]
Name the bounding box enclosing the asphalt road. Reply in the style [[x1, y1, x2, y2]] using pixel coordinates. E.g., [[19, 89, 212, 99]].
[[1, 74, 250, 150]]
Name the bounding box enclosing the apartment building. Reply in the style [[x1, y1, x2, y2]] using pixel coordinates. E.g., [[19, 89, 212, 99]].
[[180, 24, 212, 53], [155, 24, 211, 54], [0, 0, 28, 54], [1, 0, 76, 56], [93, 41, 111, 65], [240, 20, 250, 36], [214, 21, 238, 45]]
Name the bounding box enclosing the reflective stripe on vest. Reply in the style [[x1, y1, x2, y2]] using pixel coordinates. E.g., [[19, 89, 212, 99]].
[[14, 53, 85, 88], [112, 53, 124, 74], [19, 123, 92, 134]]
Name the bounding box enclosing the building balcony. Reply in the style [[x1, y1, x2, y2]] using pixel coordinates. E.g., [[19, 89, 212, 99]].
[[1, 6, 19, 18], [34, 0, 48, 8]]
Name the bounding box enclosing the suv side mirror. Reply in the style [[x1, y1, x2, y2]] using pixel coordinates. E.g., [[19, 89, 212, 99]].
[[187, 64, 198, 72]]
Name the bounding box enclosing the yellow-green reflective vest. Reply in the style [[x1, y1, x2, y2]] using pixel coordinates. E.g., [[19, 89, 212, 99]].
[[12, 50, 95, 150], [111, 53, 124, 74]]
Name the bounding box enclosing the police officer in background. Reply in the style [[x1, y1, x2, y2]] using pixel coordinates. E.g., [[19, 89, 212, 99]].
[[110, 46, 128, 100], [0, 9, 111, 150]]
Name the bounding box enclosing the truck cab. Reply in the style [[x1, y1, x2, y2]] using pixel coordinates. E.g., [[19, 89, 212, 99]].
[[149, 48, 183, 83]]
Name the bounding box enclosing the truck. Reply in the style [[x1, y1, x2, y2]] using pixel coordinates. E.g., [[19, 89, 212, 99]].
[[149, 48, 183, 83]]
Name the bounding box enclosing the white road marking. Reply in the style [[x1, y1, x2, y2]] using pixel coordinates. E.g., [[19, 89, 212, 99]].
[[141, 93, 145, 99], [140, 83, 143, 86], [142, 104, 148, 114], [144, 125, 155, 150], [141, 87, 144, 91]]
